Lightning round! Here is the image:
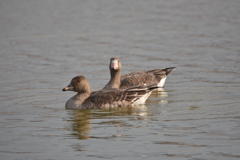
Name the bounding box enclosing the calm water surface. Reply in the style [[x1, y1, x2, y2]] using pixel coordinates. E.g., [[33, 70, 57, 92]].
[[0, 0, 240, 160]]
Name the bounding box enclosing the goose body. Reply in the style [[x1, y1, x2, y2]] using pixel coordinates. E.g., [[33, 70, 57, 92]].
[[62, 76, 159, 109], [103, 57, 175, 89]]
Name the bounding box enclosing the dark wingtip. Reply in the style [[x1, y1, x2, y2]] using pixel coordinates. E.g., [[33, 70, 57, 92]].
[[149, 84, 160, 91], [166, 67, 176, 70], [165, 67, 176, 75]]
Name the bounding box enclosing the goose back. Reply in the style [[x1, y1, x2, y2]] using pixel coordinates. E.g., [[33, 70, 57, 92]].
[[104, 57, 175, 89], [63, 75, 159, 109]]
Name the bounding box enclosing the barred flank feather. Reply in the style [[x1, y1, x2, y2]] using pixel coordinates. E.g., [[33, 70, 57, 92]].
[[103, 57, 175, 90], [63, 76, 159, 109]]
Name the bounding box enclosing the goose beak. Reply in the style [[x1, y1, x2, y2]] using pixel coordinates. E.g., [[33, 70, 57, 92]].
[[62, 84, 74, 91]]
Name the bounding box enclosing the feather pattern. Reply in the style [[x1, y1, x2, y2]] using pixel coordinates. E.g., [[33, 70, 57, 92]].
[[103, 57, 175, 89], [62, 76, 159, 109]]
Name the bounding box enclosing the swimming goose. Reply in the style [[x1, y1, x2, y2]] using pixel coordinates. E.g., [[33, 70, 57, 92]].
[[62, 75, 159, 109], [103, 57, 176, 89]]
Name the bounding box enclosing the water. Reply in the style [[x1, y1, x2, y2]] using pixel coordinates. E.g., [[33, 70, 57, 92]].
[[0, 0, 240, 159]]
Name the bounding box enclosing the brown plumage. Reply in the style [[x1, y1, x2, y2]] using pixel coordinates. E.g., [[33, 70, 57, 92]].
[[103, 57, 176, 89], [62, 75, 159, 109]]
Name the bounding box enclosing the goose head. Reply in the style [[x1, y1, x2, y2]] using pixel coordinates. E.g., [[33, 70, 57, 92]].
[[62, 76, 90, 93], [109, 57, 122, 71]]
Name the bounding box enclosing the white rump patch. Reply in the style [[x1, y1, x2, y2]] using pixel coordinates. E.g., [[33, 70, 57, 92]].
[[133, 91, 152, 105], [158, 77, 166, 87]]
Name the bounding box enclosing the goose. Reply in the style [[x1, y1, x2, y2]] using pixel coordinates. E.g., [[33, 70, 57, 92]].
[[103, 57, 176, 89], [62, 75, 159, 109]]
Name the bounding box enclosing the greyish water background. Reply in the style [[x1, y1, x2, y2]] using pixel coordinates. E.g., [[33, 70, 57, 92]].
[[0, 0, 240, 160]]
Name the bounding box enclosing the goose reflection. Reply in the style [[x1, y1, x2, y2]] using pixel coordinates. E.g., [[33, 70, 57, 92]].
[[148, 88, 168, 105], [67, 89, 169, 140], [68, 109, 92, 140]]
